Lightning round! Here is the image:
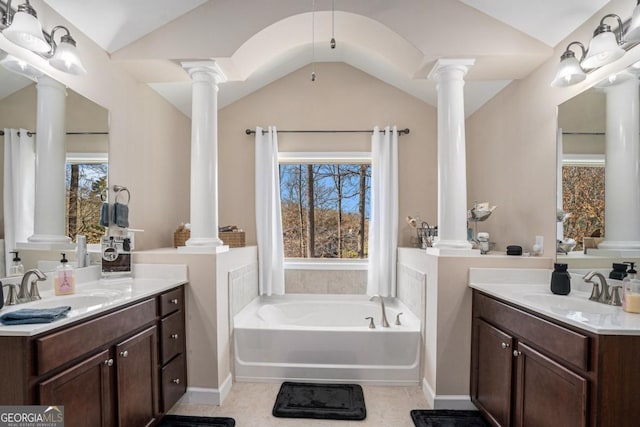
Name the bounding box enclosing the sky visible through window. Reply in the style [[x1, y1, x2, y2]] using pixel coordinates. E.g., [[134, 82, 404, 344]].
[[279, 163, 370, 258]]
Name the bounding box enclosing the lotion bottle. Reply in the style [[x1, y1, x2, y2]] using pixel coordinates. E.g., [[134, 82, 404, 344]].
[[54, 253, 75, 296], [623, 262, 640, 313], [550, 263, 571, 295], [8, 251, 24, 277]]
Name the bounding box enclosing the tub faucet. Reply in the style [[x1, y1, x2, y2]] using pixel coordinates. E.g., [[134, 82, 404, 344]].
[[18, 269, 47, 303], [369, 294, 390, 327], [582, 271, 610, 304]]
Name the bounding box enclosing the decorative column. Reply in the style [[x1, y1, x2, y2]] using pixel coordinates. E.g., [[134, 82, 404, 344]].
[[180, 61, 228, 252], [599, 77, 640, 249], [26, 75, 72, 247], [428, 59, 475, 251]]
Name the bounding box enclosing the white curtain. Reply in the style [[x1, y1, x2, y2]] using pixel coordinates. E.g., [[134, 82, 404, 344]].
[[3, 128, 36, 275], [367, 126, 399, 297], [255, 126, 285, 295]]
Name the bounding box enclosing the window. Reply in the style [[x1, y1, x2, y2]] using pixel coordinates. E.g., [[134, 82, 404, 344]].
[[562, 155, 605, 250], [65, 153, 108, 244], [279, 153, 370, 259]]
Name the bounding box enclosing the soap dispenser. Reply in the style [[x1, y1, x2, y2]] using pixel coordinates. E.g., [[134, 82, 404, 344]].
[[550, 263, 571, 295], [623, 262, 640, 313], [8, 251, 24, 277], [54, 253, 75, 296]]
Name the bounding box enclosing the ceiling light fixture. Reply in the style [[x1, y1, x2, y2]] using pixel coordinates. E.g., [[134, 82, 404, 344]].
[[330, 0, 336, 49], [550, 2, 640, 88], [0, 0, 86, 75], [551, 42, 587, 87], [310, 0, 316, 82], [48, 26, 86, 75], [582, 14, 625, 69]]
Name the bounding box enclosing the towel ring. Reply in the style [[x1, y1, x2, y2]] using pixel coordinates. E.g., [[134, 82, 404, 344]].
[[113, 185, 131, 205], [100, 188, 108, 202]]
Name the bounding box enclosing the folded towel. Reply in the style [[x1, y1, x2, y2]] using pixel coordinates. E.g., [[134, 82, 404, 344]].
[[114, 202, 129, 228], [99, 202, 110, 227], [0, 306, 71, 325]]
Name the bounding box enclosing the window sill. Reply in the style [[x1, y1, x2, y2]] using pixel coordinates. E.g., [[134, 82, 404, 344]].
[[284, 258, 368, 270]]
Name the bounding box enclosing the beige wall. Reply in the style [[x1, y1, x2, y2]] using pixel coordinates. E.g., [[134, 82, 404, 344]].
[[218, 62, 438, 248], [466, 0, 640, 257], [0, 0, 191, 251]]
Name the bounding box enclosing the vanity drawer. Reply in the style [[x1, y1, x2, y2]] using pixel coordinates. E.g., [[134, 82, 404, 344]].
[[474, 292, 590, 371], [36, 299, 156, 375], [159, 287, 184, 317], [161, 353, 187, 412], [160, 311, 185, 364]]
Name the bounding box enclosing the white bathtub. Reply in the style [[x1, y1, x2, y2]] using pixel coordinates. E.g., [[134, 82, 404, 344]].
[[233, 294, 421, 385]]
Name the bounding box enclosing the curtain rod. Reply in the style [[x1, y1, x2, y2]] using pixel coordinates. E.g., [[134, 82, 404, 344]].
[[245, 128, 410, 136], [0, 131, 109, 136]]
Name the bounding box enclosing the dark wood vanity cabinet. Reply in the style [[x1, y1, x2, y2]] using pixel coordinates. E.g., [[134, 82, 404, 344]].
[[0, 284, 187, 427], [472, 290, 640, 427]]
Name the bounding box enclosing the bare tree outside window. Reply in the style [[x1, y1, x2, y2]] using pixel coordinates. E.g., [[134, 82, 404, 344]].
[[66, 163, 108, 244], [280, 163, 370, 258], [562, 164, 605, 250]]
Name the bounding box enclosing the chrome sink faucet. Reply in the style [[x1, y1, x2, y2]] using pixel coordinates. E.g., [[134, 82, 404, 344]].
[[582, 271, 616, 305], [369, 294, 390, 327], [17, 269, 47, 303]]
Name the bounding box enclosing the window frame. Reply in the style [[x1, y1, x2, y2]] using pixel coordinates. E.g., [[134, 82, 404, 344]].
[[278, 151, 371, 270]]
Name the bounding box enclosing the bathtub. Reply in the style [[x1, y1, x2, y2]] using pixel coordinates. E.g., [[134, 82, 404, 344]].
[[233, 294, 421, 385]]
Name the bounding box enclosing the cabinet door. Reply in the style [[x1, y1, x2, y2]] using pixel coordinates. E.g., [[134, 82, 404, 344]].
[[514, 342, 587, 427], [39, 349, 114, 427], [116, 326, 158, 427], [472, 319, 514, 427]]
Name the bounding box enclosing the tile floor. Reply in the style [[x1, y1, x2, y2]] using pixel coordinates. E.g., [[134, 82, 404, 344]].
[[169, 382, 431, 426]]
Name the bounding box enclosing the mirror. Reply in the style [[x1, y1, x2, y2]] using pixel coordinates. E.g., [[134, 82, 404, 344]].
[[0, 50, 109, 274], [557, 64, 640, 270]]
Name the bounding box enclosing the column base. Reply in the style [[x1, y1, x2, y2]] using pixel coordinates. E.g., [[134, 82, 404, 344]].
[[179, 237, 229, 253], [18, 235, 75, 251], [597, 240, 640, 250], [432, 239, 473, 250]]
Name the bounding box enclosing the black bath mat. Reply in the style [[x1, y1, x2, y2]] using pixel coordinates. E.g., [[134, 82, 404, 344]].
[[411, 410, 490, 427], [157, 415, 235, 427], [272, 381, 366, 420]]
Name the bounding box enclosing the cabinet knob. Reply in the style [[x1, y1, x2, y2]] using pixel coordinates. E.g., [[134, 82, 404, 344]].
[[120, 350, 129, 358], [170, 333, 179, 340], [104, 358, 113, 366], [170, 299, 179, 305], [501, 342, 510, 349], [513, 350, 521, 357], [172, 378, 180, 384]]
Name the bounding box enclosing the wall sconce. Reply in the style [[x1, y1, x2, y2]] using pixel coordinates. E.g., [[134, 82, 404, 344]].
[[581, 14, 625, 69], [551, 41, 587, 87], [0, 0, 86, 75]]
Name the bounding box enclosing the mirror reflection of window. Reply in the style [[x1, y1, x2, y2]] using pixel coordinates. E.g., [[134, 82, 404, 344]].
[[65, 154, 108, 244], [562, 155, 605, 251]]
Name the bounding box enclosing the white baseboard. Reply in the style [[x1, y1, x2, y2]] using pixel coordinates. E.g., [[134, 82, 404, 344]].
[[422, 378, 477, 411], [179, 374, 234, 406]]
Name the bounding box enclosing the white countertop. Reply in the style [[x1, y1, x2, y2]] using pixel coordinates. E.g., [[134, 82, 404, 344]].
[[0, 264, 187, 337], [469, 268, 640, 335]]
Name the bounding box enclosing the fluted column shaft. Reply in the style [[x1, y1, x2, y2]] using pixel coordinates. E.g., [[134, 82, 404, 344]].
[[600, 78, 640, 249], [428, 59, 474, 250], [181, 61, 227, 250], [28, 75, 71, 245]]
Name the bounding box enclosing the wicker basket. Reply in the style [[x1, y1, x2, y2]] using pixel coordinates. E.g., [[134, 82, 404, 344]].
[[220, 231, 246, 248], [174, 230, 190, 247]]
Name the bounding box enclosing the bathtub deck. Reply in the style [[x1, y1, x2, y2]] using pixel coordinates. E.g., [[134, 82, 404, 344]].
[[168, 381, 431, 426]]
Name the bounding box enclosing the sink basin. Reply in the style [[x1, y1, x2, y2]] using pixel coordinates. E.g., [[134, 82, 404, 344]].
[[26, 294, 112, 310], [522, 293, 618, 315]]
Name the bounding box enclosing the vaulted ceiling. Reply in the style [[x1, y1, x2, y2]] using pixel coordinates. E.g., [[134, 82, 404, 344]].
[[39, 0, 610, 117]]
